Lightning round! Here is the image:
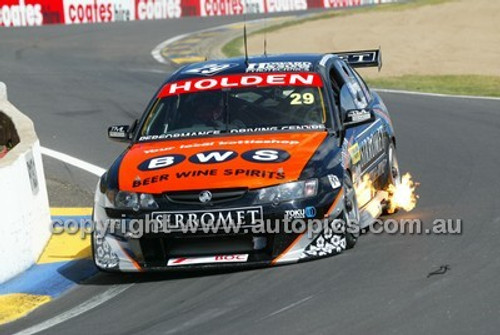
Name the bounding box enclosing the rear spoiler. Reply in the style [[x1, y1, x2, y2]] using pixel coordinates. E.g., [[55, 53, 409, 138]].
[[334, 48, 382, 71]]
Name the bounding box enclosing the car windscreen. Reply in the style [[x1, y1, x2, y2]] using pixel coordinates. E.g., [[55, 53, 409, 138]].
[[138, 73, 327, 141]]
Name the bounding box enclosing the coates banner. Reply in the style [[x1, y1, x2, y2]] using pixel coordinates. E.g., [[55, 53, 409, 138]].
[[135, 0, 182, 20], [62, 0, 135, 24], [1, 0, 397, 27], [323, 0, 393, 8], [199, 0, 308, 16], [0, 0, 63, 27]]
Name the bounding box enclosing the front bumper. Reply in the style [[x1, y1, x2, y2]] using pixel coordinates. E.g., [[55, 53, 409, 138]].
[[92, 187, 347, 272]]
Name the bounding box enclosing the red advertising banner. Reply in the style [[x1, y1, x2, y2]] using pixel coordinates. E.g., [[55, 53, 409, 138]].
[[0, 0, 64, 27], [135, 0, 182, 21], [0, 0, 394, 27]]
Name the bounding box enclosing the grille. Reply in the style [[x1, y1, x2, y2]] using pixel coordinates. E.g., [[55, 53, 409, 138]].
[[165, 188, 248, 204], [139, 234, 275, 268]]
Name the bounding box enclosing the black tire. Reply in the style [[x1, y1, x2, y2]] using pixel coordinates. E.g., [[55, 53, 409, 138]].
[[383, 142, 402, 214], [344, 172, 361, 249]]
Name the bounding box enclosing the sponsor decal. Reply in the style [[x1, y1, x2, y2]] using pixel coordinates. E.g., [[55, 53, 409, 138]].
[[199, 0, 244, 16], [348, 143, 361, 164], [132, 168, 285, 187], [114, 0, 134, 21], [266, 0, 307, 12], [138, 149, 290, 171], [241, 149, 290, 163], [138, 126, 325, 141], [143, 146, 176, 154], [217, 139, 300, 146], [108, 125, 127, 138], [246, 61, 312, 73], [243, 0, 265, 14], [158, 73, 323, 97], [121, 132, 327, 192], [323, 0, 361, 8], [64, 0, 113, 24], [167, 254, 249, 266], [285, 206, 316, 219], [348, 109, 371, 123], [132, 173, 169, 187], [138, 130, 221, 141], [327, 174, 341, 189], [358, 126, 385, 170], [0, 0, 43, 27], [143, 139, 300, 151], [63, 0, 136, 24], [223, 168, 285, 179], [188, 150, 238, 164], [136, 0, 181, 20], [227, 126, 327, 134], [184, 63, 239, 76], [137, 154, 185, 171], [153, 206, 263, 230], [305, 206, 317, 218]]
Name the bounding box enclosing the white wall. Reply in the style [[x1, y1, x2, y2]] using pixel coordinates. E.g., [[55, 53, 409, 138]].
[[0, 82, 51, 284]]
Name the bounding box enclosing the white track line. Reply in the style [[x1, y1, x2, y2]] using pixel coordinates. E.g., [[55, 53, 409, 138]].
[[374, 88, 500, 101], [41, 146, 105, 177], [13, 284, 134, 335]]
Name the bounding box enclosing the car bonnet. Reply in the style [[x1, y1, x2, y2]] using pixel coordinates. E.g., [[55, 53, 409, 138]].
[[118, 132, 327, 193]]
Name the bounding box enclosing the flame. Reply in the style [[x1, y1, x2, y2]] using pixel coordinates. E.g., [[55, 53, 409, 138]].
[[355, 174, 376, 208], [387, 173, 419, 213]]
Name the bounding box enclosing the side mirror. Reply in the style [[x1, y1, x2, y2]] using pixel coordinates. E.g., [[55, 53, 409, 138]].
[[107, 125, 130, 142], [343, 108, 374, 128]]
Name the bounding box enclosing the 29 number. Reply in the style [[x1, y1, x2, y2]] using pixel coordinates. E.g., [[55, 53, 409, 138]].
[[290, 92, 315, 105]]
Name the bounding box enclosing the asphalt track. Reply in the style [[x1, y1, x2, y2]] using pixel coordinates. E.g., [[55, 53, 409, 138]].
[[1, 15, 500, 335]]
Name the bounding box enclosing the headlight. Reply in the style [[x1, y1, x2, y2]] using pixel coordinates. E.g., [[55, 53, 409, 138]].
[[257, 179, 318, 205], [106, 190, 159, 211]]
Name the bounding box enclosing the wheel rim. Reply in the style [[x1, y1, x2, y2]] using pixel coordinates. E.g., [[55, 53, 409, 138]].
[[344, 174, 360, 238], [389, 144, 401, 187]]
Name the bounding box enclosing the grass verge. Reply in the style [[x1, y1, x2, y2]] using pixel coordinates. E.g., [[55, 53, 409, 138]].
[[367, 75, 500, 97], [221, 0, 454, 58]]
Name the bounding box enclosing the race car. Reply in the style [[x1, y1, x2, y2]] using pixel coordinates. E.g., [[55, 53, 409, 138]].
[[92, 50, 401, 271]]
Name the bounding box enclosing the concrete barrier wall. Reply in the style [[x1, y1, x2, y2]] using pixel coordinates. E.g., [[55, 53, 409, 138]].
[[0, 82, 51, 284], [0, 0, 397, 27]]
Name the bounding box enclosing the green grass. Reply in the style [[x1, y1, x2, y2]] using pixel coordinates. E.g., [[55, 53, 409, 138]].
[[222, 0, 454, 58], [367, 75, 500, 97]]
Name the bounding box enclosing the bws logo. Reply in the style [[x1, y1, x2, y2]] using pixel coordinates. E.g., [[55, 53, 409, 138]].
[[241, 149, 290, 163], [138, 149, 290, 170], [189, 150, 237, 164], [0, 1, 43, 27], [138, 154, 186, 171]]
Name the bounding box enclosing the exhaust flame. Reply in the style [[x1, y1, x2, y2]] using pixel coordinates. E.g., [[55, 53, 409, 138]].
[[387, 173, 419, 213], [355, 175, 375, 208]]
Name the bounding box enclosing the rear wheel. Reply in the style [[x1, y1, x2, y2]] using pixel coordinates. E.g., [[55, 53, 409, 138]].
[[344, 172, 360, 249]]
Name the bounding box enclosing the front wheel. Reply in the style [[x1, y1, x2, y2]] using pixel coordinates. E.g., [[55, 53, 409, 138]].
[[344, 172, 361, 249], [384, 142, 402, 214]]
